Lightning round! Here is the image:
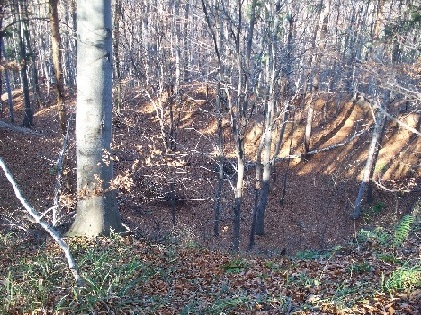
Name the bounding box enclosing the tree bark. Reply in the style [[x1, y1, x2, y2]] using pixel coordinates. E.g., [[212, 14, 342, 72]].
[[304, 96, 315, 155], [254, 1, 281, 236], [15, 1, 33, 127], [249, 125, 264, 249], [232, 148, 245, 252], [49, 0, 67, 135], [255, 114, 273, 235], [201, 0, 225, 237], [1, 38, 14, 123], [231, 0, 248, 253], [113, 0, 122, 113], [22, 13, 42, 109], [0, 6, 3, 120], [352, 105, 386, 219], [214, 84, 224, 237], [303, 0, 330, 156], [68, 0, 124, 237]]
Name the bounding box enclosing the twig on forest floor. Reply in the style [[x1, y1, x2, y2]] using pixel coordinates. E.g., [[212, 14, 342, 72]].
[[0, 157, 84, 286], [373, 176, 421, 193]]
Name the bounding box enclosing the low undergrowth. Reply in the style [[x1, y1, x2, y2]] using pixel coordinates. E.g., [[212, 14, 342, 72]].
[[0, 219, 420, 315]]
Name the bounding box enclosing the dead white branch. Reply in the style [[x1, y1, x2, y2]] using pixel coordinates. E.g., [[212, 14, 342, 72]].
[[272, 127, 369, 162], [0, 157, 83, 286], [358, 93, 421, 136], [373, 176, 421, 193], [304, 127, 370, 156]]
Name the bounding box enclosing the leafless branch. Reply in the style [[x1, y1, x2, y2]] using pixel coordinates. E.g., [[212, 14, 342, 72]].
[[0, 157, 84, 286], [373, 176, 421, 194], [271, 127, 370, 163], [358, 93, 421, 137]]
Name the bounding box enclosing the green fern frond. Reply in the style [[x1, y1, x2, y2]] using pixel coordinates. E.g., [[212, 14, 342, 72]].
[[393, 215, 414, 247]]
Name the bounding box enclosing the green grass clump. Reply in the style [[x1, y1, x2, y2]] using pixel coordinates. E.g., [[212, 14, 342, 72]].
[[346, 262, 373, 275], [222, 259, 248, 274], [385, 263, 421, 292], [363, 201, 386, 222], [357, 227, 391, 247], [0, 234, 156, 314]]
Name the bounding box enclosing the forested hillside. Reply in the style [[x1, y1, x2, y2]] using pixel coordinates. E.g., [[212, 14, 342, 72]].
[[0, 0, 420, 313]]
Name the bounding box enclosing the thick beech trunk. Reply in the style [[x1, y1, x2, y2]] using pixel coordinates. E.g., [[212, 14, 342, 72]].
[[68, 0, 124, 237]]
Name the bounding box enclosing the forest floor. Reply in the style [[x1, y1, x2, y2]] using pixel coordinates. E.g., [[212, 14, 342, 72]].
[[0, 85, 420, 314]]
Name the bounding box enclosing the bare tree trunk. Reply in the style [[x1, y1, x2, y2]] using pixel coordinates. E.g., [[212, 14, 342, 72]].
[[214, 84, 224, 237], [15, 1, 33, 127], [113, 0, 122, 114], [366, 116, 387, 204], [248, 187, 259, 250], [49, 0, 67, 135], [255, 96, 275, 236], [303, 0, 330, 156], [62, 0, 77, 86], [1, 38, 14, 123], [182, 0, 190, 81], [280, 9, 294, 97], [201, 0, 225, 237], [272, 7, 294, 161], [273, 101, 289, 162], [254, 1, 281, 236], [68, 0, 124, 237], [249, 125, 264, 249], [373, 0, 385, 40], [0, 7, 3, 120], [22, 15, 42, 109], [231, 0, 251, 253], [245, 0, 257, 62], [233, 148, 245, 251], [352, 104, 386, 219], [304, 96, 315, 155]]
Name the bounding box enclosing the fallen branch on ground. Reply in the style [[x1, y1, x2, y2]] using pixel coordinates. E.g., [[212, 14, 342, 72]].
[[0, 157, 83, 286], [373, 176, 421, 193], [271, 127, 370, 162]]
